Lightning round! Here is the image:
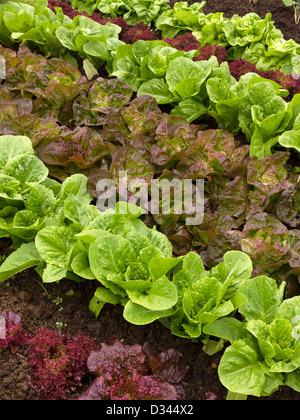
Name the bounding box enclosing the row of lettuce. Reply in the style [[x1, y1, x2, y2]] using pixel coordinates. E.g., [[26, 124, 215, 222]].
[[0, 135, 299, 398], [0, 43, 299, 289], [1, 1, 300, 159], [3, 0, 300, 74]]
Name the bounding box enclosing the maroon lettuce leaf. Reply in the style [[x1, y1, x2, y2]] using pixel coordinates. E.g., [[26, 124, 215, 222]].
[[120, 95, 162, 139], [122, 22, 158, 44], [110, 374, 178, 400], [0, 114, 62, 147], [87, 340, 149, 382], [151, 114, 202, 168], [176, 129, 249, 180], [246, 152, 291, 214], [40, 127, 109, 172], [28, 330, 98, 400], [216, 176, 249, 229], [77, 377, 110, 400], [148, 349, 189, 399], [88, 77, 133, 115], [169, 227, 195, 256], [110, 143, 154, 191], [77, 339, 188, 400], [205, 230, 243, 268], [276, 181, 300, 228], [73, 78, 132, 127], [0, 87, 33, 124], [101, 108, 130, 143], [241, 213, 300, 277]]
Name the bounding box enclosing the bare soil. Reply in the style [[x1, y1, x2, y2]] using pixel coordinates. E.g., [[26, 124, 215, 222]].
[[0, 0, 300, 401]]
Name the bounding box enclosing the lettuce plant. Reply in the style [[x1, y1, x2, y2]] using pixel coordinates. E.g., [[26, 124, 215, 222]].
[[0, 0, 123, 69], [155, 1, 208, 38], [122, 22, 158, 44], [0, 135, 177, 325], [204, 276, 300, 397], [28, 329, 99, 400], [156, 2, 300, 74], [0, 311, 29, 352], [159, 251, 252, 340], [77, 338, 188, 400]]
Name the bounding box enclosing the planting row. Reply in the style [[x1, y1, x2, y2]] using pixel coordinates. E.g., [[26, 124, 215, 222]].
[[56, 0, 300, 76], [1, 41, 300, 164], [0, 43, 299, 289], [0, 135, 299, 398], [1, 1, 300, 75]]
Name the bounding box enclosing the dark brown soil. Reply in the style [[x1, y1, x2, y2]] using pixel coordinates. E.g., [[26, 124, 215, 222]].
[[1, 0, 300, 401]]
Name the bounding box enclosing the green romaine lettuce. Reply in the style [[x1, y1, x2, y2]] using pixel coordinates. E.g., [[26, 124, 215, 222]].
[[207, 276, 300, 397]]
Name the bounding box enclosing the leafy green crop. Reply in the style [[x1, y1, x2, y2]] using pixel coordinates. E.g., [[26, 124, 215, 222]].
[[156, 2, 300, 74], [70, 0, 170, 25], [0, 2, 299, 159], [0, 0, 122, 68], [278, 113, 300, 153], [159, 251, 251, 340], [0, 135, 176, 323], [204, 276, 300, 397], [0, 135, 298, 399]]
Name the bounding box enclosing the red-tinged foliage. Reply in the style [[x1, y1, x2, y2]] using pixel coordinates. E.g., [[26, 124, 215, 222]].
[[28, 330, 99, 400], [110, 374, 178, 400], [294, 82, 300, 95], [263, 69, 298, 93], [163, 33, 200, 52], [77, 339, 189, 400], [87, 339, 149, 380], [194, 45, 228, 64], [229, 59, 299, 96], [122, 23, 159, 44], [0, 311, 29, 352], [228, 58, 259, 80], [148, 348, 189, 399]]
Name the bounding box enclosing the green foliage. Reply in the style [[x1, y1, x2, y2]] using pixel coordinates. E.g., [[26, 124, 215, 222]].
[[0, 135, 299, 400], [156, 2, 300, 73], [206, 277, 300, 397], [0, 0, 121, 66], [278, 113, 300, 153], [71, 0, 170, 25], [0, 135, 176, 324]]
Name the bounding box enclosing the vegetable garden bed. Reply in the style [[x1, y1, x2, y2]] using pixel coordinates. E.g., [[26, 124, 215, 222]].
[[0, 0, 299, 401]]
